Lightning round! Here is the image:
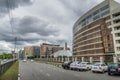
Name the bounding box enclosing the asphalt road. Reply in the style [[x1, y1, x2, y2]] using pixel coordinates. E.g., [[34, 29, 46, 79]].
[[19, 61, 120, 80]]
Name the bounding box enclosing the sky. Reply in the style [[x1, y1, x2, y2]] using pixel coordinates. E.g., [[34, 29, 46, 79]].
[[0, 0, 120, 53]]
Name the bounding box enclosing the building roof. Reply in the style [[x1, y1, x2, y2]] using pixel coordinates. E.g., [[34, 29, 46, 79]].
[[53, 50, 72, 57], [42, 43, 59, 46]]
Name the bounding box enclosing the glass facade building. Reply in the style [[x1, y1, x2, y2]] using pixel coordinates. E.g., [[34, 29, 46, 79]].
[[73, 0, 120, 62]]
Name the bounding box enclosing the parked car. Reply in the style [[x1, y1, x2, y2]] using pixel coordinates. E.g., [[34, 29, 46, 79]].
[[62, 61, 73, 69], [70, 61, 81, 70], [77, 62, 92, 71], [91, 63, 108, 73], [108, 63, 120, 75]]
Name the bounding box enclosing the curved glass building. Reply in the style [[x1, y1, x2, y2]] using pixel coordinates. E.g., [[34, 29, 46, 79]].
[[73, 0, 120, 62]]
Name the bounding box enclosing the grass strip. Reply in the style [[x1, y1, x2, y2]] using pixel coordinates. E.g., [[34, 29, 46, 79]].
[[0, 61, 19, 80], [37, 61, 62, 67]]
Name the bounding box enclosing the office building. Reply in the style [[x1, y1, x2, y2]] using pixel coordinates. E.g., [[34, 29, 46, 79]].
[[73, 0, 120, 62]]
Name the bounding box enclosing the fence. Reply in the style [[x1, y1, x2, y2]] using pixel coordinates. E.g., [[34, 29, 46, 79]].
[[0, 59, 17, 76], [35, 57, 75, 63]]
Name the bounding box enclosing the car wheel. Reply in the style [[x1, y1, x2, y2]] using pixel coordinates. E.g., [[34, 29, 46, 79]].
[[108, 72, 111, 75], [87, 67, 89, 71], [92, 71, 95, 73], [102, 70, 105, 73]]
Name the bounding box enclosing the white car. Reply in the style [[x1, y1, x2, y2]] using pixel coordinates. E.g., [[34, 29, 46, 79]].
[[77, 62, 92, 71], [30, 59, 34, 62], [70, 61, 81, 70], [23, 59, 27, 62], [91, 63, 108, 73]]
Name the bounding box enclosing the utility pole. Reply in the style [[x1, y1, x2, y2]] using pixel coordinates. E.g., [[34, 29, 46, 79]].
[[14, 37, 17, 59]]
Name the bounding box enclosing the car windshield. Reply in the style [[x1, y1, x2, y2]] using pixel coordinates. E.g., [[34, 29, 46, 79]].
[[64, 61, 69, 64], [81, 63, 87, 64], [119, 64, 120, 67], [112, 64, 120, 68], [94, 64, 100, 66]]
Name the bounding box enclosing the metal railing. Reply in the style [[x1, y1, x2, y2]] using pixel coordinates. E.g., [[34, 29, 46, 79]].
[[0, 59, 17, 76]]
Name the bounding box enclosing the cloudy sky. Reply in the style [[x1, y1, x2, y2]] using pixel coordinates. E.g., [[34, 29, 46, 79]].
[[0, 0, 120, 53]]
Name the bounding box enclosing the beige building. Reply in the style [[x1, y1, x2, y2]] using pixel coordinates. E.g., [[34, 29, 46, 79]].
[[24, 46, 40, 57], [73, 0, 120, 63]]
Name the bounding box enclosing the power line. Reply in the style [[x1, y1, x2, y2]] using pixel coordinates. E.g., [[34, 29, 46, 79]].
[[6, 0, 17, 53]]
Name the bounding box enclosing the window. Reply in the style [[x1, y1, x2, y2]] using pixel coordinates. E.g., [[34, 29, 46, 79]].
[[116, 40, 120, 44], [114, 26, 120, 30], [93, 15, 100, 20], [112, 12, 120, 17], [100, 5, 109, 11], [113, 19, 120, 24], [93, 10, 100, 16], [101, 10, 110, 17], [116, 47, 120, 51]]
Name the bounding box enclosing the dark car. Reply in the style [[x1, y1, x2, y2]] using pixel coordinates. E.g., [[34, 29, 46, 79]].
[[62, 61, 73, 69], [108, 63, 120, 75]]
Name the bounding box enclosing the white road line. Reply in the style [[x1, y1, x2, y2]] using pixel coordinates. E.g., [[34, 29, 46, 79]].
[[18, 74, 21, 80]]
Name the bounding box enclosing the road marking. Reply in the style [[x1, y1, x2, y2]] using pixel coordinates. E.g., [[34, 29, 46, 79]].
[[46, 73, 50, 77], [18, 74, 21, 80]]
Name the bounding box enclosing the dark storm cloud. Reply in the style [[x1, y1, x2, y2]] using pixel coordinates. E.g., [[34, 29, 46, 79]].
[[15, 16, 59, 36], [0, 0, 107, 51], [0, 16, 60, 45], [0, 0, 32, 17]]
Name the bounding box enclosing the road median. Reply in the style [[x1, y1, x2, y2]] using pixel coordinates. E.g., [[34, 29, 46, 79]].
[[37, 61, 62, 68]]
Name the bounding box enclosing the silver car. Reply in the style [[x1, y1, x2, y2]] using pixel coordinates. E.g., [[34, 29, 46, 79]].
[[70, 61, 81, 70], [77, 62, 92, 71], [91, 63, 108, 73]]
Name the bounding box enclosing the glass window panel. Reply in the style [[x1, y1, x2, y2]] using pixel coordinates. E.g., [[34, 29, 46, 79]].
[[101, 5, 109, 11], [93, 10, 100, 15], [101, 10, 110, 17], [93, 15, 100, 20]]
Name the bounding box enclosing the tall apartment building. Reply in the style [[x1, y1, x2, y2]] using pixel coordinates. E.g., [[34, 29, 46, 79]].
[[73, 0, 120, 62]]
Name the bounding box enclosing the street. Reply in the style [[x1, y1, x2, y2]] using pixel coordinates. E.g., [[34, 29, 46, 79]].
[[19, 61, 120, 80]]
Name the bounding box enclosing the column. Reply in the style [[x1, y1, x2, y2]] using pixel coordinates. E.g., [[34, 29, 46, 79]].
[[58, 57, 60, 62], [100, 56, 103, 63], [82, 57, 84, 62], [75, 57, 77, 61], [113, 57, 118, 63], [90, 57, 93, 63], [62, 56, 63, 62], [55, 58, 57, 62]]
